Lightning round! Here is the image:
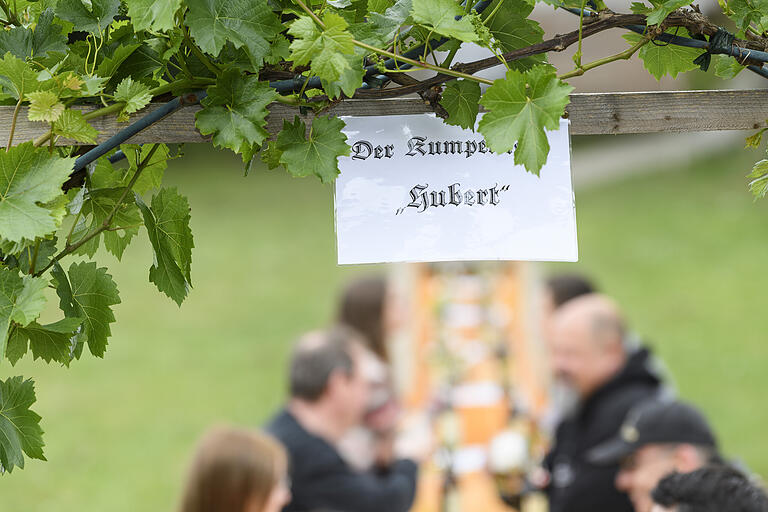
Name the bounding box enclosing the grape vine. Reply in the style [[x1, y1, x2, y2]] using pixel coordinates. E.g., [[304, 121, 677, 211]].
[[1, 0, 767, 473]]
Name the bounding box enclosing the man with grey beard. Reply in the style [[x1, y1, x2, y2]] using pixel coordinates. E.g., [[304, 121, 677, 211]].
[[542, 294, 664, 512]]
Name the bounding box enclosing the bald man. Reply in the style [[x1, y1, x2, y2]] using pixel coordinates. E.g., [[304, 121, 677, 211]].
[[542, 294, 664, 512]]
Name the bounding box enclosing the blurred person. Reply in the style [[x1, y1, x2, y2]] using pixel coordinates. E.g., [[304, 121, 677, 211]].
[[540, 273, 597, 342], [265, 326, 419, 512], [542, 294, 663, 512], [179, 426, 290, 512], [588, 399, 723, 512], [539, 273, 599, 434], [542, 273, 597, 322], [337, 274, 392, 361], [337, 275, 402, 471], [651, 465, 768, 512]]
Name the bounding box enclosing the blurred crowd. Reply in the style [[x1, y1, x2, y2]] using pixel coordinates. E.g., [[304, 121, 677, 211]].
[[175, 272, 768, 512]]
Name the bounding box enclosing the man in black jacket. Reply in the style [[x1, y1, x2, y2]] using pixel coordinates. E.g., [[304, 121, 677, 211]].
[[543, 294, 663, 512], [266, 326, 418, 512]]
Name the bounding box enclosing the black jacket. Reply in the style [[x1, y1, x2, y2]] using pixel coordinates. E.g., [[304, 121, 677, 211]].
[[266, 409, 418, 512], [544, 347, 663, 512]]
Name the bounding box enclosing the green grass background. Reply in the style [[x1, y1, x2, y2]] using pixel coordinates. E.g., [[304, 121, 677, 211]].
[[2, 140, 767, 510]]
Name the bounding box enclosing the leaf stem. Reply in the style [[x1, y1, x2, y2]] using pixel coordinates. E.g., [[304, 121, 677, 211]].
[[558, 36, 649, 79], [35, 144, 161, 277], [354, 39, 495, 85], [484, 0, 505, 24], [573, 0, 586, 68], [7, 97, 21, 147], [66, 209, 82, 246], [183, 29, 220, 75], [29, 239, 40, 275]]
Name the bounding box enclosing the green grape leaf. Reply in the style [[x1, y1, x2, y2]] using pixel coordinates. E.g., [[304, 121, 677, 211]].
[[32, 9, 67, 58], [0, 52, 39, 100], [111, 44, 165, 85], [95, 44, 141, 79], [0, 27, 31, 61], [0, 142, 74, 242], [126, 0, 181, 32], [56, 0, 120, 34], [411, 0, 477, 42], [646, 0, 690, 25], [68, 187, 142, 259], [264, 34, 292, 65], [624, 31, 704, 79], [8, 317, 83, 365], [352, 0, 412, 46], [113, 77, 152, 120], [321, 53, 365, 99], [484, 0, 545, 70], [369, 0, 394, 12], [6, 328, 29, 365], [260, 140, 282, 169], [748, 158, 768, 199], [120, 143, 168, 195], [630, 1, 652, 13], [82, 75, 108, 96], [712, 54, 745, 79], [724, 0, 768, 32], [53, 261, 120, 358], [276, 115, 350, 183], [0, 267, 48, 358], [26, 90, 65, 122], [53, 109, 99, 143], [0, 9, 66, 60], [185, 0, 283, 69], [478, 65, 572, 174], [195, 70, 277, 159], [0, 376, 45, 473], [289, 13, 356, 84], [136, 188, 193, 306], [440, 79, 481, 131]]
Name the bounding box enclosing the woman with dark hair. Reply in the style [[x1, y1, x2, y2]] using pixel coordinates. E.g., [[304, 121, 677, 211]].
[[179, 426, 290, 512]]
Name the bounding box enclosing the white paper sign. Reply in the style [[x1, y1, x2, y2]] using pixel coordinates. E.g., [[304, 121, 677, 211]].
[[334, 114, 577, 264]]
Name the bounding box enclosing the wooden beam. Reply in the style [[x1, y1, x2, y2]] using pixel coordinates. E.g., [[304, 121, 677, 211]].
[[2, 89, 767, 147]]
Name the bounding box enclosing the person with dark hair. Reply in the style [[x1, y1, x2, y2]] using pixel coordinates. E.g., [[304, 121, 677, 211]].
[[540, 273, 597, 345], [651, 465, 768, 512], [265, 326, 419, 512], [542, 294, 664, 512], [336, 275, 403, 472], [337, 275, 390, 361], [545, 274, 597, 309], [589, 399, 723, 512]]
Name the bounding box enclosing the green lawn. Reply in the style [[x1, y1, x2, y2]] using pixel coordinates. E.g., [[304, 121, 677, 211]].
[[2, 140, 767, 510]]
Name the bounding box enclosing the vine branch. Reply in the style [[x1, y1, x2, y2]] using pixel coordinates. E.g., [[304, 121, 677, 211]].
[[35, 144, 161, 277], [558, 35, 650, 79]]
